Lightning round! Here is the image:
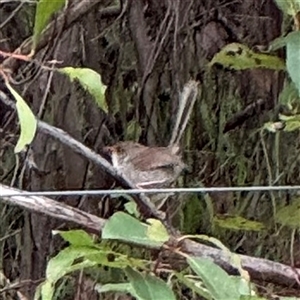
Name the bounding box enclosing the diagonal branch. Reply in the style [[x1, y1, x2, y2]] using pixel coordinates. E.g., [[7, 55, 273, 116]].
[[0, 91, 165, 222], [1, 182, 299, 288], [184, 239, 300, 288], [0, 183, 105, 233], [0, 0, 179, 224]]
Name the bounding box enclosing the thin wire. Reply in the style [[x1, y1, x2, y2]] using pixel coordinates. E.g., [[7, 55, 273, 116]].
[[1, 186, 300, 198]]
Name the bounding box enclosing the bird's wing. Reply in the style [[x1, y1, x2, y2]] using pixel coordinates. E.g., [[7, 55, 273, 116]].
[[128, 147, 181, 171]]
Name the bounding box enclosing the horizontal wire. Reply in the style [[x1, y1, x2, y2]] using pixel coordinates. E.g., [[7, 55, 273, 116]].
[[1, 186, 300, 198]]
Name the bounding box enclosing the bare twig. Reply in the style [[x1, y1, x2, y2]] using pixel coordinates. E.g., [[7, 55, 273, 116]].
[[1, 0, 121, 71], [223, 98, 266, 133], [0, 2, 24, 30]]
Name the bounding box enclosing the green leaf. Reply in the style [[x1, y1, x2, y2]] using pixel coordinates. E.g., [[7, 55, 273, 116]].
[[209, 43, 285, 71], [6, 83, 37, 153], [59, 67, 108, 112], [268, 36, 290, 52], [124, 201, 140, 218], [46, 246, 98, 282], [41, 241, 144, 299], [102, 212, 164, 247], [270, 31, 300, 51], [41, 247, 97, 300], [283, 120, 300, 131], [213, 215, 265, 231], [279, 81, 300, 105], [86, 250, 144, 269], [279, 113, 300, 121], [274, 0, 300, 15], [240, 297, 267, 300], [53, 230, 95, 246], [95, 283, 136, 297], [40, 281, 54, 300], [276, 198, 300, 228], [146, 219, 170, 243], [187, 257, 240, 300], [185, 235, 250, 282], [143, 273, 176, 300], [34, 282, 42, 300], [231, 277, 256, 296], [125, 268, 151, 300], [125, 267, 176, 300], [286, 32, 300, 95], [175, 271, 212, 299], [278, 113, 300, 132], [33, 0, 65, 50], [263, 121, 285, 132]]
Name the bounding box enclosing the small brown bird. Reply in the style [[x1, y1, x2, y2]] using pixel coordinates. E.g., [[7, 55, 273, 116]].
[[106, 142, 186, 189], [104, 80, 199, 194]]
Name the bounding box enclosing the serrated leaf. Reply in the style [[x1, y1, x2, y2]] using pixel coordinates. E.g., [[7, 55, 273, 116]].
[[59, 67, 108, 112], [286, 32, 300, 95], [214, 215, 265, 231], [276, 198, 300, 228], [125, 267, 176, 300], [187, 257, 240, 300], [274, 0, 300, 15], [146, 219, 170, 243], [209, 43, 285, 71], [33, 0, 65, 50], [5, 83, 37, 153], [102, 212, 163, 247], [53, 229, 95, 246]]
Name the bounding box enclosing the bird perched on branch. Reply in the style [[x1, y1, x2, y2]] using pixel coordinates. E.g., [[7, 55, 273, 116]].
[[104, 80, 199, 207]]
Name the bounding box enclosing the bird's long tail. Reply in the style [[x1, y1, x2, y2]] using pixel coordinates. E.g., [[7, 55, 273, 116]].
[[169, 80, 199, 146]]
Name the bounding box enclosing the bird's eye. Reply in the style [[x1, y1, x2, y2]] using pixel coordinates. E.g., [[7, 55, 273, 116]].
[[103, 146, 114, 155]]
